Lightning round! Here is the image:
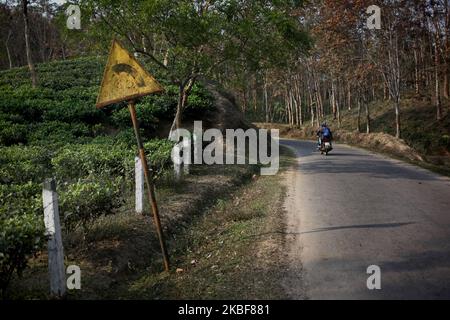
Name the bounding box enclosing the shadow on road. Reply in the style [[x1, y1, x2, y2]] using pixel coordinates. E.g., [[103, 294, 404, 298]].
[[300, 222, 416, 234]]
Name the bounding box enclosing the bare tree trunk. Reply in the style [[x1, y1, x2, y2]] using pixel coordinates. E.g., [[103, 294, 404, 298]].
[[444, 0, 450, 99], [431, 3, 443, 119], [293, 75, 303, 126], [434, 35, 442, 120], [336, 84, 341, 128], [331, 77, 337, 120], [420, 41, 426, 91], [414, 47, 420, 94], [314, 77, 323, 119], [365, 100, 370, 134], [285, 90, 292, 127], [394, 97, 401, 138], [252, 76, 257, 112], [357, 94, 361, 132], [5, 30, 13, 69], [263, 75, 269, 123], [22, 0, 38, 88], [382, 30, 401, 138], [360, 88, 370, 134], [169, 78, 195, 137], [315, 102, 320, 127], [308, 85, 314, 128], [394, 35, 401, 138], [291, 90, 298, 126], [61, 43, 66, 60], [372, 82, 376, 101], [444, 62, 450, 100], [347, 83, 351, 111], [241, 89, 247, 114]]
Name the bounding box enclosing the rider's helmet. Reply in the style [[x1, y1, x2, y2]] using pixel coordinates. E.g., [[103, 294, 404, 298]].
[[321, 122, 327, 127]]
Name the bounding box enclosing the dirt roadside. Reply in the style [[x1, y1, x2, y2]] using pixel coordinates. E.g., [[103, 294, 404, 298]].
[[9, 147, 300, 299], [125, 146, 300, 299]]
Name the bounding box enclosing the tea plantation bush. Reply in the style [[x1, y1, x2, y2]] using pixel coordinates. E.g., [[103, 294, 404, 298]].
[[51, 143, 135, 181], [0, 212, 45, 297], [0, 56, 214, 292], [0, 183, 45, 296], [0, 146, 53, 184], [59, 177, 124, 232]]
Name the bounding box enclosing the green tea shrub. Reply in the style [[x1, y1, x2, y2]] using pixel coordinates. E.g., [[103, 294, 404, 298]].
[[59, 177, 124, 232]]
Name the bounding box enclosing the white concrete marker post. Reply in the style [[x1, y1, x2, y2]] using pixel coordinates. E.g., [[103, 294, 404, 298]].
[[135, 156, 144, 214], [43, 179, 66, 298]]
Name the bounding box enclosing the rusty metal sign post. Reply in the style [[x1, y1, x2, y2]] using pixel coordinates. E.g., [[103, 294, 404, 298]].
[[96, 39, 170, 272]]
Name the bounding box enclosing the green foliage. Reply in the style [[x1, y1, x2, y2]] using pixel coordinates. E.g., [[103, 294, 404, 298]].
[[111, 103, 160, 130], [0, 212, 45, 296], [0, 54, 201, 296], [51, 143, 135, 181], [0, 183, 42, 217], [0, 183, 44, 296], [439, 135, 450, 150], [184, 84, 214, 117], [0, 121, 28, 145], [0, 146, 52, 184], [0, 57, 214, 151], [0, 57, 104, 89], [110, 128, 138, 147], [51, 138, 175, 182], [28, 121, 91, 145], [87, 0, 310, 89], [59, 177, 124, 232], [144, 139, 175, 179], [109, 83, 213, 129]]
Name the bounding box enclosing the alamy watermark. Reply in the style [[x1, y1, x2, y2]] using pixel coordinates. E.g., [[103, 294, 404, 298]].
[[169, 121, 280, 175], [366, 5, 381, 30], [66, 264, 81, 290], [366, 265, 381, 290], [66, 5, 81, 30]]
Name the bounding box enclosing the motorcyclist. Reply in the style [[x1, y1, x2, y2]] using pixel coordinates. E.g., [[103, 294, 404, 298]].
[[317, 122, 333, 150], [316, 126, 322, 150]]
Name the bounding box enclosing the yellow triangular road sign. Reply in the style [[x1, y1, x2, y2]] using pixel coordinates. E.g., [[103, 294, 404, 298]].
[[96, 39, 164, 108]]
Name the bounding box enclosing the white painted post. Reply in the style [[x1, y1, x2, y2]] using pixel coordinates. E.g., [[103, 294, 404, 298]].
[[135, 156, 144, 214], [43, 179, 66, 298]]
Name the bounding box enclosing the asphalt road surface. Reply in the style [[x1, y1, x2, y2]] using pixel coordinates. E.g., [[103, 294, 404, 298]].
[[281, 139, 450, 299]]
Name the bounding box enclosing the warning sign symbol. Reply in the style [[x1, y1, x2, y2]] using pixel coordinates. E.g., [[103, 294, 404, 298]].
[[96, 39, 164, 108]]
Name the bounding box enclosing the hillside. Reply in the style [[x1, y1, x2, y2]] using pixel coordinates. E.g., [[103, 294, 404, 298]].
[[0, 57, 249, 298]]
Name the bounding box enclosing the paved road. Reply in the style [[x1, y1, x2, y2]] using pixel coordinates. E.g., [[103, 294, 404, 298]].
[[281, 139, 450, 299]]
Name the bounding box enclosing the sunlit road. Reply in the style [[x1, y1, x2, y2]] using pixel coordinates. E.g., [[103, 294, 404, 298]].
[[281, 139, 450, 299]]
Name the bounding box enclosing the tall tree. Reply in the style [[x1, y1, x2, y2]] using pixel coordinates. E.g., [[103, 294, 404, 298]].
[[22, 0, 38, 87], [85, 0, 310, 136]]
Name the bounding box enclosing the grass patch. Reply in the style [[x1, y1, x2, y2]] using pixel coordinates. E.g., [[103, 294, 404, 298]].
[[125, 146, 296, 299], [8, 153, 294, 299]]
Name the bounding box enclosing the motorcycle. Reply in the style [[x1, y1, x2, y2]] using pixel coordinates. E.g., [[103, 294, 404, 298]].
[[320, 137, 333, 155]]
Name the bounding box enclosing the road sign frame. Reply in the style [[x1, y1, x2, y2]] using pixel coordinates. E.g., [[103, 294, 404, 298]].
[[95, 39, 164, 109], [95, 39, 170, 272]]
